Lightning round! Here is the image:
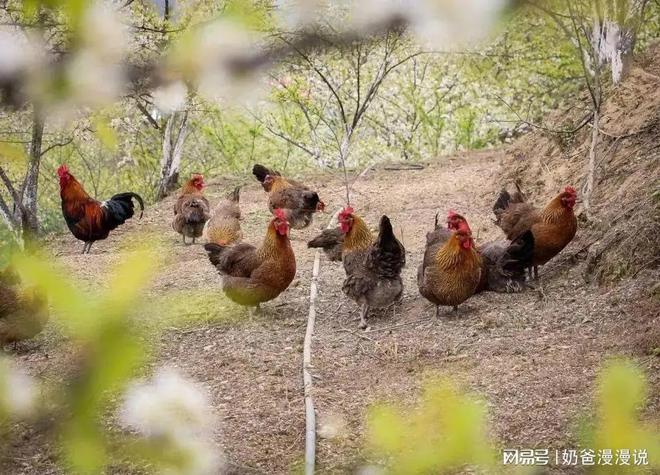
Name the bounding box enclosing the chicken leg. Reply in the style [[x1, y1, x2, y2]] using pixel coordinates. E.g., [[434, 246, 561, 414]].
[[533, 265, 539, 280], [358, 304, 369, 330]]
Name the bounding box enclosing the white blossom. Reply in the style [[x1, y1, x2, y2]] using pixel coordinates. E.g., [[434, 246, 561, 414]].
[[352, 0, 508, 47], [153, 81, 189, 115], [0, 28, 34, 77], [0, 357, 38, 418], [119, 367, 215, 439], [317, 411, 347, 439], [357, 465, 386, 475], [274, 0, 329, 29], [191, 20, 265, 105], [79, 1, 129, 63], [165, 437, 225, 475], [49, 1, 129, 118]]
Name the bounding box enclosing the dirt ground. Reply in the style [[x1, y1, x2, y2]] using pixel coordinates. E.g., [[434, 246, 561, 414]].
[[3, 148, 659, 474]]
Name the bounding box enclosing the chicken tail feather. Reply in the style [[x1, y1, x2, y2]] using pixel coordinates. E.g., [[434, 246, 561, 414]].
[[252, 164, 278, 183], [501, 230, 535, 276], [204, 243, 230, 267], [368, 215, 406, 276], [227, 186, 241, 202], [493, 188, 511, 223], [104, 192, 145, 228]]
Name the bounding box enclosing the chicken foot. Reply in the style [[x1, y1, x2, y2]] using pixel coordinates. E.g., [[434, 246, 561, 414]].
[[358, 304, 369, 330], [81, 241, 93, 254], [527, 265, 540, 280]]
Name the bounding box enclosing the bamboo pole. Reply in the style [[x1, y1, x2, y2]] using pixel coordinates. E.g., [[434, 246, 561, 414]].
[[303, 209, 340, 475]]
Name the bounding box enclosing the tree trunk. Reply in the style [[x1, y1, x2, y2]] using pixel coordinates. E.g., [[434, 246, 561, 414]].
[[337, 127, 352, 205], [582, 108, 599, 219], [156, 110, 189, 201], [16, 107, 44, 240]]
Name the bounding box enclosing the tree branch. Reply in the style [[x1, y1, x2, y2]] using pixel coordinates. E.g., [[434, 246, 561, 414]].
[[39, 136, 74, 157], [135, 100, 161, 129]]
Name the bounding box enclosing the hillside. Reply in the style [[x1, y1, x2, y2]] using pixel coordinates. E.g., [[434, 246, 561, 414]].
[[4, 49, 659, 475]]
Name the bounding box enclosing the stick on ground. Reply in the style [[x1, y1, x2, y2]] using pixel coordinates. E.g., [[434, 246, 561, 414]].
[[303, 209, 341, 475]]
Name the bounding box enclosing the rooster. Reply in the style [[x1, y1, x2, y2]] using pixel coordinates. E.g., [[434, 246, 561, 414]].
[[204, 208, 296, 310], [172, 174, 210, 244], [446, 213, 535, 293], [205, 186, 242, 246], [57, 165, 144, 254], [493, 185, 577, 279], [307, 228, 344, 262], [1, 267, 48, 348], [252, 164, 325, 229], [337, 207, 405, 329], [417, 212, 482, 317]]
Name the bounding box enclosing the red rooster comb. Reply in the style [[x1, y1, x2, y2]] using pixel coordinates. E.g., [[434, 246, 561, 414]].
[[57, 164, 69, 177], [564, 186, 576, 195], [340, 206, 354, 217], [274, 208, 287, 221], [447, 210, 458, 219]]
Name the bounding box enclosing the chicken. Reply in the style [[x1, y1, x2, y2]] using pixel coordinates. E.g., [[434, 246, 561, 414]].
[[204, 208, 296, 309], [493, 185, 577, 279], [252, 164, 325, 229], [307, 228, 344, 262], [0, 268, 48, 347], [57, 165, 144, 254], [475, 231, 535, 293], [172, 174, 211, 244], [417, 212, 482, 317], [205, 186, 242, 246], [337, 207, 405, 329], [446, 213, 535, 293], [493, 181, 525, 225]]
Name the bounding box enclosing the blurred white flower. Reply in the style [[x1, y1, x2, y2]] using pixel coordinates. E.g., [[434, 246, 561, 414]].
[[79, 1, 129, 63], [274, 0, 328, 29], [0, 28, 33, 77], [165, 437, 225, 475], [45, 1, 129, 118], [357, 465, 386, 475], [66, 52, 125, 106], [317, 411, 347, 439], [352, 0, 508, 47], [0, 357, 38, 418], [119, 367, 215, 439], [153, 81, 189, 115], [178, 19, 265, 105]]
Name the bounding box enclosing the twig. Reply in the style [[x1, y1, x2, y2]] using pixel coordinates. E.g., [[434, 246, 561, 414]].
[[39, 136, 74, 157], [383, 163, 425, 171], [630, 257, 660, 278], [337, 327, 376, 341], [303, 208, 340, 475], [365, 318, 429, 333]]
